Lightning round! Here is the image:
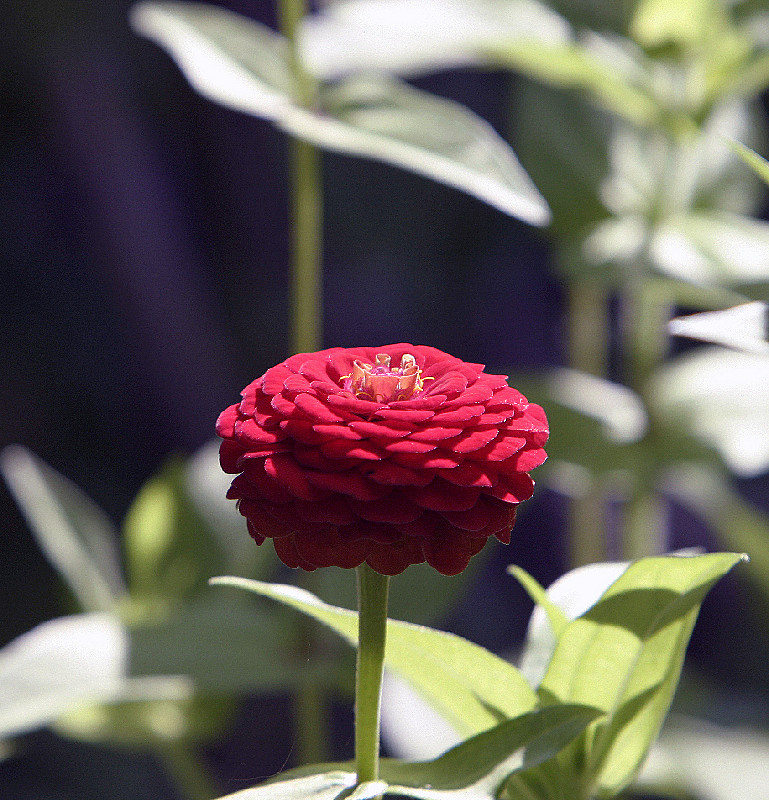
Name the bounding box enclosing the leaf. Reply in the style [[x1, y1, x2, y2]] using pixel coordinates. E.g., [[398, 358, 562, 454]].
[[538, 552, 746, 796], [728, 139, 769, 188], [668, 302, 769, 355], [508, 567, 569, 640], [0, 613, 191, 741], [210, 577, 537, 735], [131, 1, 550, 224], [298, 0, 572, 79], [123, 457, 224, 607], [630, 0, 723, 48], [0, 446, 125, 612], [128, 592, 339, 694], [512, 562, 628, 688], [214, 704, 602, 800], [490, 37, 658, 127], [648, 211, 769, 286], [650, 347, 769, 477]]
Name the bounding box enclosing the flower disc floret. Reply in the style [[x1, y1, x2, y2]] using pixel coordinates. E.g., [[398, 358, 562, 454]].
[[216, 344, 548, 575]]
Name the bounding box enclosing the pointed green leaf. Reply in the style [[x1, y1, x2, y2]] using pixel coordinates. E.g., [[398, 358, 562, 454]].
[[538, 552, 746, 796], [651, 347, 769, 477], [728, 139, 769, 188], [216, 705, 601, 800], [0, 613, 191, 740], [649, 211, 769, 286], [298, 0, 571, 79], [211, 577, 537, 735], [0, 446, 125, 612], [508, 566, 569, 639], [513, 562, 628, 688], [489, 39, 658, 127], [668, 302, 769, 356], [630, 0, 723, 48], [131, 1, 550, 224]]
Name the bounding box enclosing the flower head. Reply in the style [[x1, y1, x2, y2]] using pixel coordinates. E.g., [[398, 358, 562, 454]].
[[216, 344, 548, 576]]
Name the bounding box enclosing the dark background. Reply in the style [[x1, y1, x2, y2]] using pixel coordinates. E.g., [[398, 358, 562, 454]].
[[2, 2, 767, 798]]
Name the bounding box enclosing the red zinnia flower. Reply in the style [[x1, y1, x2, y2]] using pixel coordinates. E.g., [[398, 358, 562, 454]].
[[216, 345, 548, 576]]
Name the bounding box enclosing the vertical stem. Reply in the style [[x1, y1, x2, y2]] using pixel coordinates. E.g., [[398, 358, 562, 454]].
[[157, 742, 219, 800], [355, 563, 390, 784], [566, 280, 610, 567], [277, 0, 323, 354]]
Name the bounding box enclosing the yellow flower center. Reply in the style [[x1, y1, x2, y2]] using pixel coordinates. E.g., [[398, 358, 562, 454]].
[[351, 353, 424, 403]]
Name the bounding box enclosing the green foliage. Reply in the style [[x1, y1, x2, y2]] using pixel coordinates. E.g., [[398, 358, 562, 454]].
[[530, 553, 746, 798], [130, 1, 550, 224], [210, 577, 537, 736], [211, 705, 602, 800]]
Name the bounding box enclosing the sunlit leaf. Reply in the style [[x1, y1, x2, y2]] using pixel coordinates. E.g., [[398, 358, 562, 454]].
[[649, 211, 769, 286], [728, 139, 769, 187], [630, 0, 724, 48], [512, 562, 627, 688], [651, 347, 769, 477], [0, 446, 125, 613], [131, 1, 550, 224], [298, 0, 570, 79], [0, 613, 191, 741], [215, 705, 602, 800], [668, 302, 769, 355], [490, 36, 658, 127], [210, 578, 537, 735], [538, 552, 746, 796]]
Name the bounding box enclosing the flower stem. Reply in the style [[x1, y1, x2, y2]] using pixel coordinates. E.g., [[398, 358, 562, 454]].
[[277, 0, 323, 354], [355, 564, 390, 784]]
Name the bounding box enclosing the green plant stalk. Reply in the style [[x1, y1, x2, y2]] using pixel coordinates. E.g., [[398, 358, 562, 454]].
[[157, 742, 219, 800], [278, 0, 323, 354], [566, 280, 610, 567], [355, 563, 390, 784]]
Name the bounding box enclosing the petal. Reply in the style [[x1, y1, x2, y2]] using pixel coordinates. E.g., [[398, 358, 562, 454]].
[[313, 423, 364, 441], [273, 535, 317, 570], [348, 492, 423, 524], [216, 404, 240, 438], [293, 529, 368, 569], [305, 470, 391, 501], [374, 408, 435, 423], [438, 501, 493, 532], [280, 419, 326, 444], [235, 417, 287, 445], [407, 425, 464, 443], [406, 480, 481, 511], [431, 405, 484, 424], [440, 462, 496, 487], [327, 393, 384, 415], [365, 538, 425, 575], [293, 392, 346, 423], [383, 439, 437, 454], [219, 440, 246, 473], [445, 427, 499, 453], [361, 461, 435, 487], [262, 364, 293, 396], [392, 451, 462, 470], [472, 434, 528, 461], [489, 473, 534, 503], [348, 420, 412, 439], [423, 529, 479, 576], [264, 455, 329, 501], [508, 446, 548, 472], [320, 440, 385, 461]]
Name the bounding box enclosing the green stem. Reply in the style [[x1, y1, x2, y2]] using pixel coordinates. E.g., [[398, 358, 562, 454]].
[[157, 742, 219, 800], [565, 280, 610, 567], [277, 0, 323, 354], [355, 563, 390, 784]]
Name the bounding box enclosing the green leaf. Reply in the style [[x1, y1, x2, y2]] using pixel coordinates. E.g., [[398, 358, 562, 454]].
[[728, 139, 769, 188], [513, 562, 628, 688], [668, 302, 769, 356], [299, 0, 572, 79], [509, 566, 569, 640], [0, 613, 191, 741], [123, 458, 223, 607], [538, 552, 746, 796], [214, 705, 602, 800], [489, 38, 659, 127], [210, 577, 537, 735], [0, 446, 125, 612], [131, 1, 550, 224], [630, 0, 723, 48], [648, 211, 769, 286], [128, 592, 340, 694], [650, 347, 769, 477]]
